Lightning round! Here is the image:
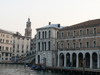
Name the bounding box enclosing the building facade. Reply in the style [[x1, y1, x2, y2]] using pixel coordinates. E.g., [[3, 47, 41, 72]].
[[0, 29, 13, 63], [36, 22, 63, 66], [12, 18, 32, 62], [12, 32, 31, 62], [35, 19, 100, 69], [58, 19, 100, 69]]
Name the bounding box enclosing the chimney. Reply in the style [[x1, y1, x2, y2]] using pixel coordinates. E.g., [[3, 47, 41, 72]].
[[58, 24, 60, 27], [49, 22, 51, 25]]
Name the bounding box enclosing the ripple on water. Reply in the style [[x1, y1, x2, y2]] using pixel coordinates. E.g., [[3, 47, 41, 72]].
[[0, 64, 64, 75]]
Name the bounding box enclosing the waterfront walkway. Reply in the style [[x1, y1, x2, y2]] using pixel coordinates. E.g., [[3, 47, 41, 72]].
[[44, 66, 100, 75]]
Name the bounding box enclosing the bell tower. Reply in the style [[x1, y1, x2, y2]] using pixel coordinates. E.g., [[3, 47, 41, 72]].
[[25, 18, 32, 38]]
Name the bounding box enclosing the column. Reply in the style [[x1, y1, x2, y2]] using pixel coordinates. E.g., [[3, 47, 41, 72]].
[[64, 54, 66, 67], [58, 53, 59, 67], [97, 53, 100, 68], [90, 53, 92, 69], [76, 53, 79, 68], [70, 53, 72, 67], [83, 53, 85, 59]]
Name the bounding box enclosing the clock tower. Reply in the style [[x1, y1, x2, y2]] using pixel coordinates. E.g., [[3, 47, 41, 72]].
[[25, 18, 32, 38]]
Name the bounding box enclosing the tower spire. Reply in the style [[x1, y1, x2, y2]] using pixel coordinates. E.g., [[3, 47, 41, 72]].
[[25, 18, 32, 38]]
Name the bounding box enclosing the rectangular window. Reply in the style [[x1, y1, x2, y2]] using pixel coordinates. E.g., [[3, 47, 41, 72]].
[[79, 42, 82, 48], [93, 28, 96, 34], [5, 53, 8, 56], [86, 42, 89, 48], [73, 43, 75, 48], [38, 32, 41, 39], [0, 46, 1, 51], [6, 40, 9, 43], [42, 42, 44, 50], [87, 29, 89, 35], [80, 30, 82, 35], [45, 42, 46, 50], [93, 41, 96, 47], [38, 42, 40, 51], [61, 32, 64, 38], [6, 47, 9, 51], [73, 31, 75, 36], [49, 31, 51, 38], [68, 32, 70, 36], [48, 41, 50, 50]]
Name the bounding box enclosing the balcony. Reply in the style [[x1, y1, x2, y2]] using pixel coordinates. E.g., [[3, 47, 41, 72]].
[[1, 50, 13, 53]]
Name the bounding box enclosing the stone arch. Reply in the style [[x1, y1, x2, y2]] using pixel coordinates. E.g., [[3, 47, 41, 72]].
[[66, 53, 70, 67], [78, 53, 83, 67], [59, 53, 64, 67], [92, 52, 98, 68], [30, 58, 35, 64], [72, 53, 77, 67], [85, 53, 90, 68]]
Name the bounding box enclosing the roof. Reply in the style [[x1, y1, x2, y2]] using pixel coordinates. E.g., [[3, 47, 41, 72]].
[[13, 32, 31, 39], [36, 24, 64, 30], [62, 19, 100, 30], [0, 29, 14, 35]]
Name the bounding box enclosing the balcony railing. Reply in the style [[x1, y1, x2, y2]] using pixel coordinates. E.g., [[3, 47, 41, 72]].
[[58, 46, 100, 51]]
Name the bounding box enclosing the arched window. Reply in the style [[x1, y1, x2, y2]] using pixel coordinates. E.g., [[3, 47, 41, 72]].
[[45, 31, 47, 38], [93, 41, 96, 47], [38, 32, 41, 39], [42, 31, 44, 39], [48, 41, 50, 50], [49, 31, 51, 38], [38, 42, 40, 51]]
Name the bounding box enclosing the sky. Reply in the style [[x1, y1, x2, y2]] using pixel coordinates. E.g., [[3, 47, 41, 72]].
[[0, 0, 100, 38]]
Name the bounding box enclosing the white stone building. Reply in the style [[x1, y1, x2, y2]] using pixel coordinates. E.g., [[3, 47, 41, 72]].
[[12, 18, 32, 62], [36, 22, 63, 66], [12, 32, 31, 62]]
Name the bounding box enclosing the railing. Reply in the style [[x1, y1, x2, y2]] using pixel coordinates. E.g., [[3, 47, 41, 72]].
[[1, 50, 13, 53], [58, 46, 100, 51]]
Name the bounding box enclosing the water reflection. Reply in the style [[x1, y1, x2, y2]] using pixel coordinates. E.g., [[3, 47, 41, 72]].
[[0, 64, 64, 75]]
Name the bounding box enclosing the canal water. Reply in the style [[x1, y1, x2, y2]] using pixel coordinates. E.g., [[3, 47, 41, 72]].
[[0, 64, 64, 75]]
